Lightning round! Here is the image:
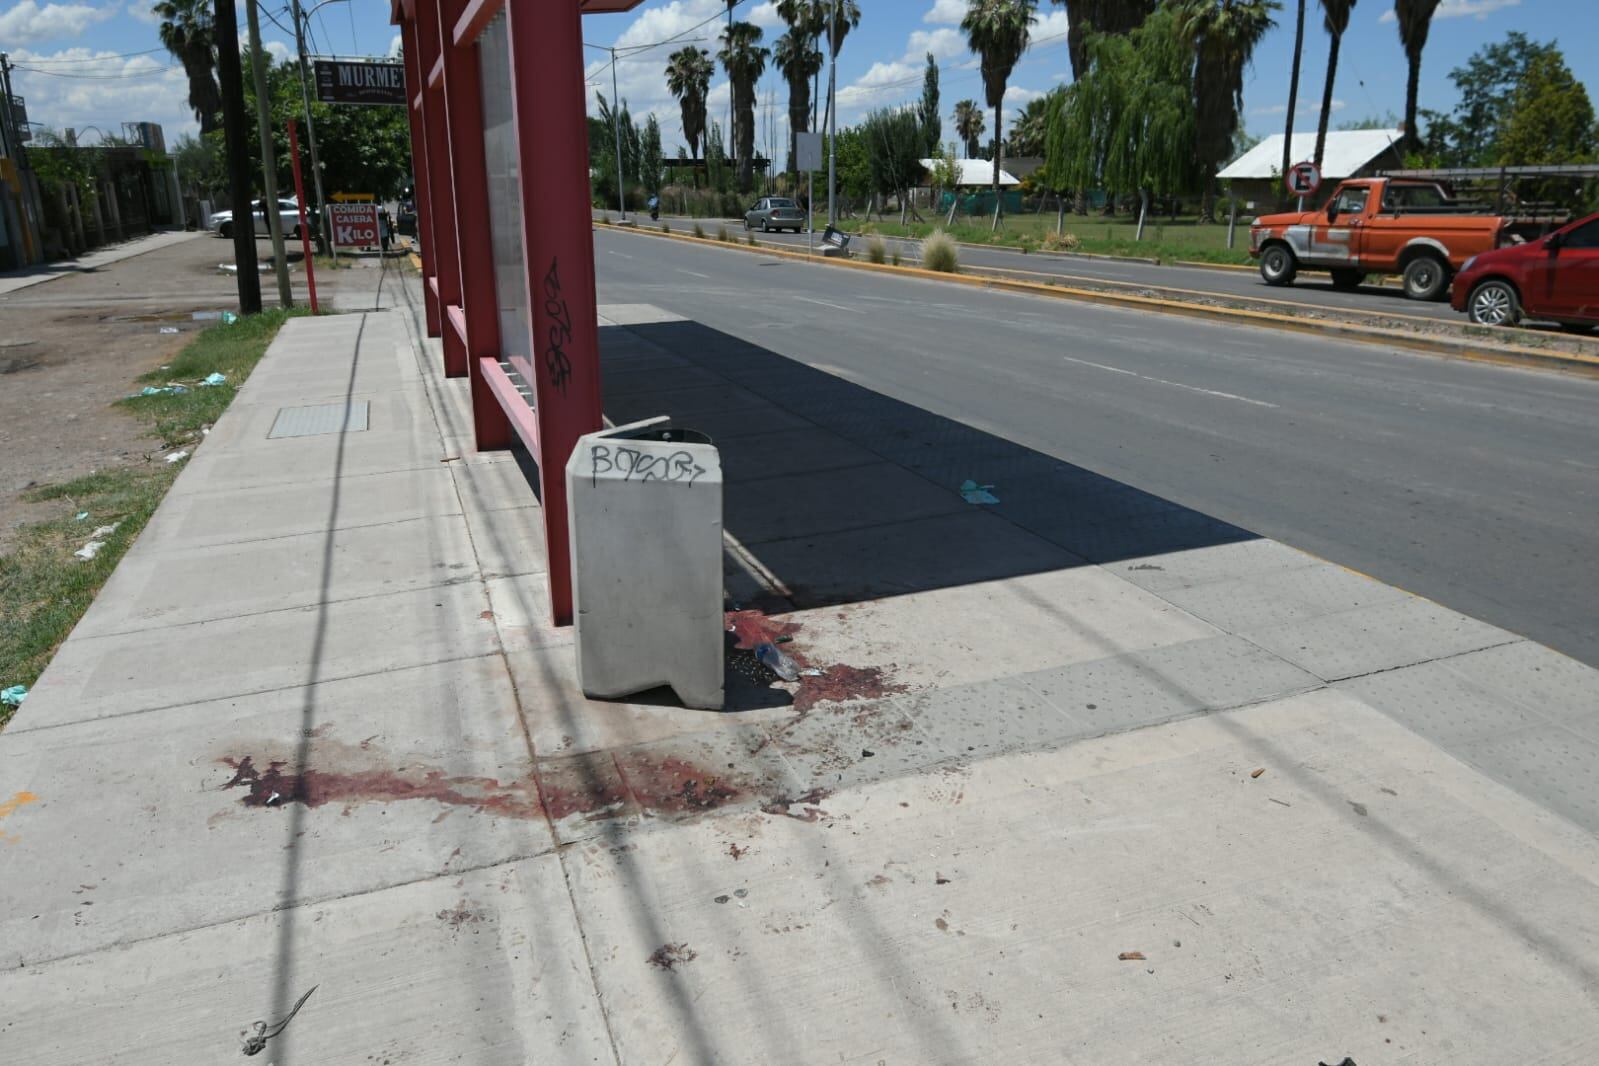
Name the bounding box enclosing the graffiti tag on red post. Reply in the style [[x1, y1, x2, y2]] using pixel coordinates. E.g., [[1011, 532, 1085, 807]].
[[329, 203, 381, 249], [541, 257, 575, 396]]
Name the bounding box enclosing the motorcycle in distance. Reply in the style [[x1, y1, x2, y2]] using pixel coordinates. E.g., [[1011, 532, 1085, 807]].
[[647, 195, 660, 222]]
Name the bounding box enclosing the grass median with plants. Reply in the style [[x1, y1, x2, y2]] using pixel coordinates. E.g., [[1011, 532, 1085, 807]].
[[841, 213, 1254, 265], [0, 308, 305, 730]]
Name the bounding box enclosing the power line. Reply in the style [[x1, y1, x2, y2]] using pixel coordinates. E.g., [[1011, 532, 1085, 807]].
[[12, 46, 166, 65], [12, 63, 178, 79]]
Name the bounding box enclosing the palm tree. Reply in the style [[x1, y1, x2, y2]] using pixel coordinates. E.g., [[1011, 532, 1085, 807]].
[[818, 0, 862, 146], [961, 0, 1038, 230], [1052, 1, 1158, 80], [666, 46, 714, 164], [953, 99, 986, 158], [773, 25, 823, 180], [1394, 0, 1441, 152], [718, 21, 770, 193], [1281, 0, 1306, 199], [155, 0, 221, 135], [1179, 0, 1280, 221], [1313, 0, 1357, 167]]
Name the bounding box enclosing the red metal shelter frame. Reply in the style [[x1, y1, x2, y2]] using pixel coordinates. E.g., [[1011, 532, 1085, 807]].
[[393, 0, 642, 625]]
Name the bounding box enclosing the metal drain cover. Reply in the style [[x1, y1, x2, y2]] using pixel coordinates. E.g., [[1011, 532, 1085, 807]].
[[269, 401, 370, 438]]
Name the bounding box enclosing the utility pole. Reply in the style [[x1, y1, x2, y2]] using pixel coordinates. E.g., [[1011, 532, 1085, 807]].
[[289, 0, 333, 259], [214, 0, 262, 313], [610, 46, 626, 220], [246, 0, 293, 307], [827, 0, 839, 226]]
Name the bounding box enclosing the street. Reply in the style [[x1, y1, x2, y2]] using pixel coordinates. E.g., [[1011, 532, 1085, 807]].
[[629, 212, 1476, 323], [595, 226, 1599, 668]]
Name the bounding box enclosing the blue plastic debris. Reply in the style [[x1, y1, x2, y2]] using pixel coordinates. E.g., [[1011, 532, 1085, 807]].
[[754, 643, 800, 682], [199, 372, 226, 387], [74, 511, 89, 521], [221, 311, 239, 325], [959, 479, 999, 505], [139, 384, 189, 397], [1, 685, 26, 708]]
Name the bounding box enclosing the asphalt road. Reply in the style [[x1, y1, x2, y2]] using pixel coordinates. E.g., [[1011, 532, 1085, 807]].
[[628, 212, 1469, 324], [595, 226, 1599, 668]]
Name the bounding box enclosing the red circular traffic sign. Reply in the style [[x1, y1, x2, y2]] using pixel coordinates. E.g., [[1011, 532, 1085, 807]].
[[1286, 161, 1322, 198]]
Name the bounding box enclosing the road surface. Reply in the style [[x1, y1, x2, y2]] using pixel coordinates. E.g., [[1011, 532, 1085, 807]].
[[623, 212, 1471, 324], [595, 226, 1599, 667]]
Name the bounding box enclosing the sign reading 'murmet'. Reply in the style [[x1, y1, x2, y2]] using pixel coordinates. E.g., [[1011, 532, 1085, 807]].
[[313, 59, 407, 107]]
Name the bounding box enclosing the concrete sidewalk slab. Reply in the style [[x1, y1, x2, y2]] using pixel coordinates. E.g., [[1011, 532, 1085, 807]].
[[6, 282, 1599, 1065]]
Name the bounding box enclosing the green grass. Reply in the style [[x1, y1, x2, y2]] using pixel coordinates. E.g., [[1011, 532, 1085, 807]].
[[117, 307, 306, 445], [1, 308, 304, 728], [841, 212, 1253, 265]]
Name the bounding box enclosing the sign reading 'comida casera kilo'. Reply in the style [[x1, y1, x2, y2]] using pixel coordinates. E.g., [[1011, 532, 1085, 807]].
[[313, 59, 407, 106]]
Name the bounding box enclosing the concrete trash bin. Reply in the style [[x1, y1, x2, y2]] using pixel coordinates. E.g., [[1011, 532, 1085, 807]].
[[565, 416, 724, 709]]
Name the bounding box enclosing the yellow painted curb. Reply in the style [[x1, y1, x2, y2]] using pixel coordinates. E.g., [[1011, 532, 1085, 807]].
[[598, 223, 1599, 377]]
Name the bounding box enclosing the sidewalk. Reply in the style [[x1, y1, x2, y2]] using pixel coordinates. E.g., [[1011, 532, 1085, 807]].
[[3, 273, 1599, 1063], [0, 229, 202, 296]]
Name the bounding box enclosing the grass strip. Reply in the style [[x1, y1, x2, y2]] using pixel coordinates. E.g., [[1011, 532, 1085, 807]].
[[0, 307, 305, 728]]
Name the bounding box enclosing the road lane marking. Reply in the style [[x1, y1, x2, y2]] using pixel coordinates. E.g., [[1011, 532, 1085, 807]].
[[678, 268, 712, 279], [1062, 355, 1280, 408], [794, 295, 862, 314], [606, 250, 634, 259]]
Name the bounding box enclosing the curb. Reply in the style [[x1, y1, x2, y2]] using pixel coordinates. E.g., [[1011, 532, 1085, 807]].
[[596, 222, 1599, 378]]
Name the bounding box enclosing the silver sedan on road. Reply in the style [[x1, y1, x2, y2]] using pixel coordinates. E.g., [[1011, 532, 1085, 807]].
[[744, 197, 807, 233]]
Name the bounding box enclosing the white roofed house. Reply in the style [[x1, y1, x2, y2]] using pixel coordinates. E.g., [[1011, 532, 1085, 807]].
[[1218, 129, 1406, 213]]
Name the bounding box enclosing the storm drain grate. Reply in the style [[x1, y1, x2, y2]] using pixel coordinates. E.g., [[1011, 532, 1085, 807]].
[[268, 401, 370, 438]]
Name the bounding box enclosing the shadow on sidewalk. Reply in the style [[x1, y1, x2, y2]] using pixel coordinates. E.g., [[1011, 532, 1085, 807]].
[[600, 317, 1257, 613]]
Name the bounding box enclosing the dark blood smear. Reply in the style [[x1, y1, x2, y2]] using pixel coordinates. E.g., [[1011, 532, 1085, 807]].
[[219, 756, 541, 819], [793, 664, 907, 712], [724, 610, 803, 652]]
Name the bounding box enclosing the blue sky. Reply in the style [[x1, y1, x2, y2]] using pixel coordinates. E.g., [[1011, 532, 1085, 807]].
[[2, 0, 1595, 151]]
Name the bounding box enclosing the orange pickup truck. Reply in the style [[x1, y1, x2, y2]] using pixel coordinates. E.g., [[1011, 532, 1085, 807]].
[[1249, 178, 1508, 301]]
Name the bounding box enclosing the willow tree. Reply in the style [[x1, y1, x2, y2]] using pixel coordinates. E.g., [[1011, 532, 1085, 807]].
[[1051, 0, 1159, 80], [1048, 7, 1197, 233]]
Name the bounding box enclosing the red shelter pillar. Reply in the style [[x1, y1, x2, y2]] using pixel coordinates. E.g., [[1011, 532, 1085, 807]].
[[415, 0, 467, 378], [435, 0, 512, 449], [399, 14, 439, 338]]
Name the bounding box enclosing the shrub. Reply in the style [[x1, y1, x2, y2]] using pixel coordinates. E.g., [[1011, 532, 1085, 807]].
[[866, 236, 887, 264], [921, 229, 959, 273], [693, 222, 706, 239], [716, 225, 732, 242], [890, 249, 902, 267], [747, 232, 758, 246], [1040, 231, 1082, 253], [660, 222, 671, 234]]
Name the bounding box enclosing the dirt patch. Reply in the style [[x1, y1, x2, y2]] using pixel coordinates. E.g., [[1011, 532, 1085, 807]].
[[219, 755, 543, 819], [0, 234, 334, 555], [794, 664, 908, 712], [647, 943, 698, 971]]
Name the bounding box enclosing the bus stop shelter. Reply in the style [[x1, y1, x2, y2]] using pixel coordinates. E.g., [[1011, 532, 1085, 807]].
[[392, 0, 643, 626]]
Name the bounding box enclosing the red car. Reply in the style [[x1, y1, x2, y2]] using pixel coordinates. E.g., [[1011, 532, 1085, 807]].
[[1452, 211, 1599, 332]]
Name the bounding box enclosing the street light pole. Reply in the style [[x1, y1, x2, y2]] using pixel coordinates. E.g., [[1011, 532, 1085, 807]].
[[827, 0, 839, 226], [611, 46, 626, 220], [247, 0, 293, 307], [289, 0, 333, 260]]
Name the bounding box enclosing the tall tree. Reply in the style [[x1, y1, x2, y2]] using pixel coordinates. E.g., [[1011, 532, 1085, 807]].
[[962, 0, 1039, 230], [1419, 32, 1555, 167], [1052, 0, 1158, 81], [861, 107, 927, 221], [1281, 0, 1305, 194], [774, 24, 822, 179], [642, 113, 663, 195], [665, 46, 714, 161], [718, 21, 770, 193], [953, 99, 986, 157], [1179, 0, 1280, 221], [155, 0, 221, 135], [1498, 50, 1597, 166], [1008, 93, 1053, 156], [1394, 0, 1441, 152], [918, 52, 942, 154], [776, 0, 826, 130], [1313, 0, 1356, 168]]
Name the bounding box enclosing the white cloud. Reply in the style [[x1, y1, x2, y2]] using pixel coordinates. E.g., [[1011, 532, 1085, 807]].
[[1379, 0, 1520, 22], [8, 46, 196, 142], [125, 1, 160, 26], [1251, 98, 1346, 117], [1030, 9, 1069, 45], [907, 27, 965, 61], [0, 1, 115, 44], [388, 33, 402, 57], [1004, 85, 1045, 106], [749, 1, 782, 30], [924, 0, 966, 24]]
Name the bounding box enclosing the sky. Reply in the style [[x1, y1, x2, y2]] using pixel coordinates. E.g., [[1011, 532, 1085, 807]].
[[2, 0, 1596, 154]]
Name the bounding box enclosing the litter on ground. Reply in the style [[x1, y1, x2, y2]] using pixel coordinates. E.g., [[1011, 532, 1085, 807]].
[[165, 450, 190, 464], [959, 479, 999, 505], [0, 685, 26, 708]]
